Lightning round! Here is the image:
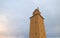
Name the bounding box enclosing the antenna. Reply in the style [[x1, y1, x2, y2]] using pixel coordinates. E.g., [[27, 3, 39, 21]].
[[37, 7, 39, 10]]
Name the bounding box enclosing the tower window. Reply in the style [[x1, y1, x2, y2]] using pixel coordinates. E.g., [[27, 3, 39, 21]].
[[35, 33, 37, 35]]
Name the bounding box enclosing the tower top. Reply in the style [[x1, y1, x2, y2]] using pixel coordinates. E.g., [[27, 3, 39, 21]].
[[30, 7, 44, 19], [33, 7, 41, 15]]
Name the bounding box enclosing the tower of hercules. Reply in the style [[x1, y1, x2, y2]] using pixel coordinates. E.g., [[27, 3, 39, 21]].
[[29, 8, 46, 38]]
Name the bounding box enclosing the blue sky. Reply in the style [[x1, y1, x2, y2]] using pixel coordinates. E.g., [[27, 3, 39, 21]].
[[0, 0, 60, 38]]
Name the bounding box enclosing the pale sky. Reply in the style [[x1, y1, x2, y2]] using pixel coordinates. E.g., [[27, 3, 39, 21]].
[[0, 0, 60, 38]]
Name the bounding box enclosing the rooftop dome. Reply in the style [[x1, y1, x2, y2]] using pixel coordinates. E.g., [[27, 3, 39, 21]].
[[33, 8, 41, 15]]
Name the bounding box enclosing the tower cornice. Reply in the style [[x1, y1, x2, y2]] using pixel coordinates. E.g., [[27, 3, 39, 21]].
[[30, 14, 44, 19]]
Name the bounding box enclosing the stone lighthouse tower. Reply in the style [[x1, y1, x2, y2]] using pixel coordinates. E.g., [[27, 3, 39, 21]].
[[29, 8, 46, 38]]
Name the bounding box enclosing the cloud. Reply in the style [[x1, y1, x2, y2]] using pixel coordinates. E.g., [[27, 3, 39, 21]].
[[0, 35, 15, 38], [0, 14, 8, 33], [0, 8, 28, 38]]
